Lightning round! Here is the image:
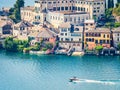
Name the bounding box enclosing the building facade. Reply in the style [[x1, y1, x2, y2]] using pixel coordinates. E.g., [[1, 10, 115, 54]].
[[59, 22, 83, 51], [21, 0, 105, 26], [84, 28, 111, 50], [112, 27, 120, 48], [46, 11, 90, 28]]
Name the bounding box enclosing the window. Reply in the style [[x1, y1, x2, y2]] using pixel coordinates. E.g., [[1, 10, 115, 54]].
[[61, 33, 64, 36], [89, 38, 91, 42], [86, 33, 88, 37], [75, 28, 79, 31], [79, 38, 81, 41], [78, 7, 80, 11], [65, 7, 68, 10], [70, 7, 71, 10], [61, 7, 64, 10], [100, 40, 102, 44], [86, 38, 88, 41], [117, 38, 119, 41], [65, 38, 69, 41], [92, 38, 94, 42], [90, 24, 93, 26], [57, 7, 60, 11], [53, 7, 56, 11], [103, 34, 105, 38], [103, 40, 105, 43], [61, 38, 63, 41], [95, 40, 98, 44], [118, 34, 119, 36], [71, 38, 73, 41], [107, 40, 109, 44], [65, 33, 67, 36]]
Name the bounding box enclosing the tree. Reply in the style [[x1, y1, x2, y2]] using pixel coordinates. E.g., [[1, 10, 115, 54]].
[[45, 43, 53, 50], [113, 3, 120, 16], [117, 43, 120, 50], [108, 0, 114, 8], [95, 45, 103, 55], [4, 37, 18, 52], [105, 8, 113, 22], [117, 0, 120, 3], [9, 0, 24, 22]]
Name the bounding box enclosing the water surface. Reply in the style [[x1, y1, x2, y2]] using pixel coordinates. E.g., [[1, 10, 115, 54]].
[[0, 51, 120, 90]]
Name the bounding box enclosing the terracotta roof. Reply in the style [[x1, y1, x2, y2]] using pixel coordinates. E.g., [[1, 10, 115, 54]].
[[85, 28, 110, 33], [21, 6, 34, 11], [37, 28, 55, 38], [14, 21, 33, 27], [59, 22, 71, 28], [0, 21, 6, 27], [112, 27, 120, 33]]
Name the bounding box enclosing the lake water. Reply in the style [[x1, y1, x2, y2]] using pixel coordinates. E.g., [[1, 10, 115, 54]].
[[0, 50, 120, 90]]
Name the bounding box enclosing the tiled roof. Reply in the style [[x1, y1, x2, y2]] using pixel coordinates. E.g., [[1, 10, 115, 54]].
[[59, 22, 71, 28], [14, 21, 33, 27], [37, 27, 55, 38], [85, 28, 110, 33], [0, 21, 7, 27], [112, 27, 120, 33], [21, 6, 34, 11]]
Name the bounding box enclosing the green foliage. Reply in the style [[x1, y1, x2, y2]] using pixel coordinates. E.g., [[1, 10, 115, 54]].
[[95, 45, 103, 51], [22, 40, 29, 47], [114, 22, 120, 27], [105, 8, 113, 22], [117, 0, 120, 3], [4, 37, 29, 52], [4, 37, 17, 52], [45, 43, 53, 50], [17, 45, 24, 52], [23, 48, 30, 53], [108, 0, 114, 8], [42, 48, 47, 51], [113, 3, 120, 16], [117, 43, 120, 50], [9, 0, 24, 23]]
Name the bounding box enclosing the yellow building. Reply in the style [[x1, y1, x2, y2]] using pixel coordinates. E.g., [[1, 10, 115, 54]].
[[84, 28, 111, 50]]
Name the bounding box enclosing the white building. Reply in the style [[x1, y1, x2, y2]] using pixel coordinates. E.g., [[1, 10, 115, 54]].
[[84, 19, 96, 30], [34, 0, 105, 19], [46, 11, 90, 28], [112, 27, 120, 48], [13, 21, 33, 40], [21, 6, 35, 23], [59, 22, 83, 51], [21, 0, 105, 25]]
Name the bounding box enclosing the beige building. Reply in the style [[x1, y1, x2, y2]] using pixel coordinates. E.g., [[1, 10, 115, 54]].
[[13, 21, 33, 40], [84, 19, 96, 30], [21, 6, 35, 23], [47, 11, 90, 28], [112, 27, 120, 48], [21, 0, 105, 25]]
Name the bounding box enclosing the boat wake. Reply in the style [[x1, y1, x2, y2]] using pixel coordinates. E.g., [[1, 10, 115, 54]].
[[72, 79, 120, 85]]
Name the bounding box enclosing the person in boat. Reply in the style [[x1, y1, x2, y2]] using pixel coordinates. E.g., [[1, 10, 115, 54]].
[[69, 76, 79, 82]]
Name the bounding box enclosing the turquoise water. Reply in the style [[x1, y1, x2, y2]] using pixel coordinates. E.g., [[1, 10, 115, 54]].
[[0, 50, 120, 90]]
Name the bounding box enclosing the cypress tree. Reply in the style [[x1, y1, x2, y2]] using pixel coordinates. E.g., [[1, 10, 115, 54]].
[[118, 0, 120, 3], [108, 0, 114, 8]]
